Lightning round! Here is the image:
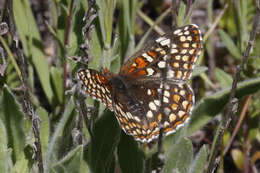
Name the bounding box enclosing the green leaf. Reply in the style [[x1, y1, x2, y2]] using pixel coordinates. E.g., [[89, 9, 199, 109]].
[[103, 0, 115, 45], [50, 67, 64, 104], [110, 37, 121, 73], [200, 73, 217, 90], [215, 67, 233, 88], [218, 29, 242, 60], [44, 98, 75, 173], [163, 126, 187, 154], [68, 1, 88, 56], [162, 137, 193, 173], [88, 110, 121, 173], [36, 107, 50, 159], [249, 56, 260, 70], [95, 0, 105, 45], [0, 86, 25, 162], [88, 29, 103, 69], [135, 8, 171, 51], [52, 145, 84, 173], [12, 153, 29, 173], [13, 0, 53, 104], [248, 111, 260, 141], [110, 55, 121, 73], [177, 2, 186, 26], [118, 0, 135, 61], [208, 124, 221, 162], [117, 133, 145, 173], [231, 149, 244, 171], [188, 77, 260, 135], [0, 120, 12, 173], [192, 66, 208, 78], [188, 146, 207, 173], [0, 36, 22, 82], [6, 62, 20, 88]]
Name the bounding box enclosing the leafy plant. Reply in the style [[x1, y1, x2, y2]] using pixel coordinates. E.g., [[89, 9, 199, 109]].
[[0, 0, 259, 173]]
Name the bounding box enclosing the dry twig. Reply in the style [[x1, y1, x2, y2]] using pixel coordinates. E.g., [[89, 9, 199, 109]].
[[7, 0, 44, 172], [74, 0, 98, 145]]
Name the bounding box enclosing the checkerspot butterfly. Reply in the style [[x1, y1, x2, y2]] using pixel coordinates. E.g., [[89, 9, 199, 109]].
[[78, 24, 202, 143]]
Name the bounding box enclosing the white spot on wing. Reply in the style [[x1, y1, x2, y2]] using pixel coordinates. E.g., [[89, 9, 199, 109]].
[[147, 89, 152, 95], [142, 53, 153, 62], [174, 29, 181, 35], [158, 61, 166, 68], [146, 68, 154, 76], [171, 49, 178, 54], [163, 96, 169, 103], [146, 110, 153, 118], [156, 37, 167, 43], [134, 116, 141, 122], [149, 102, 157, 111], [164, 90, 170, 97], [154, 100, 160, 106], [160, 39, 170, 46], [167, 70, 175, 78]]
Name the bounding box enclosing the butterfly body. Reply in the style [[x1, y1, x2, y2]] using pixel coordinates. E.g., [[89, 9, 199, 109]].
[[78, 24, 202, 142]]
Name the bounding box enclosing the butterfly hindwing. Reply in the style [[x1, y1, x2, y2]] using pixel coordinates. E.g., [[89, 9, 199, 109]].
[[78, 69, 114, 111], [112, 80, 194, 142]]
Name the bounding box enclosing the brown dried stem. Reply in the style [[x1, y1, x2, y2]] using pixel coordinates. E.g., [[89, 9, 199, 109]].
[[7, 0, 44, 172], [223, 95, 252, 156], [80, 0, 97, 66], [63, 0, 75, 93], [74, 0, 98, 145]]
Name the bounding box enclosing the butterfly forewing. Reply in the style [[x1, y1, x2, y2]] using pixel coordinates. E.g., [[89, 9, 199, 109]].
[[119, 42, 169, 81], [119, 24, 202, 83], [78, 69, 114, 111]]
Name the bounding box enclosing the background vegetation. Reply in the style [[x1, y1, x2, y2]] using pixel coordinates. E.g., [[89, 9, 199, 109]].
[[0, 0, 260, 172]]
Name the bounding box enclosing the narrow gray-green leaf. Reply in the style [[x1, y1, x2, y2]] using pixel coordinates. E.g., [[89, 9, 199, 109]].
[[188, 77, 260, 135], [104, 0, 115, 45], [1, 85, 25, 162], [13, 0, 53, 104], [188, 145, 207, 173], [36, 107, 50, 159], [192, 66, 208, 77], [118, 0, 135, 60], [117, 133, 145, 173], [52, 145, 84, 173], [110, 55, 121, 73], [163, 126, 187, 154], [163, 138, 193, 173], [219, 29, 241, 60], [44, 98, 75, 173], [89, 29, 103, 69], [177, 2, 186, 26], [215, 67, 233, 88], [88, 110, 121, 173], [12, 154, 29, 173], [0, 119, 12, 173], [208, 123, 221, 162], [50, 67, 64, 104], [0, 36, 22, 82]]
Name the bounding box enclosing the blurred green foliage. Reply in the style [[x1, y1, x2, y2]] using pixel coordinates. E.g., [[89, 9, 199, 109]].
[[0, 0, 260, 172]]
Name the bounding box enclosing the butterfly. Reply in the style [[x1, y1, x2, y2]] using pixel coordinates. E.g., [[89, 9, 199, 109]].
[[78, 24, 202, 143]]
